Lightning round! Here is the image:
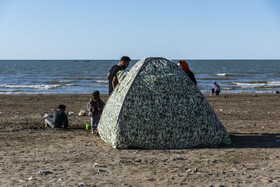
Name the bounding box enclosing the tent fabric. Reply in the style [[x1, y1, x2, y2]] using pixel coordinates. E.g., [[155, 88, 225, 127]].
[[98, 57, 231, 149]]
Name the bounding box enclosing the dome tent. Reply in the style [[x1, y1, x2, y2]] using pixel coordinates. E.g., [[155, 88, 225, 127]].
[[98, 57, 231, 149]]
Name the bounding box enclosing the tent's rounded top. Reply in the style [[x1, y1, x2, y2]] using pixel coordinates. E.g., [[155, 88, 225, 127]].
[[142, 57, 173, 62]]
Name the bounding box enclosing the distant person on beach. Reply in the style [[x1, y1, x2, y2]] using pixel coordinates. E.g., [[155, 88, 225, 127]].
[[178, 60, 197, 85], [106, 56, 131, 95], [86, 90, 105, 135], [211, 82, 220, 96], [45, 104, 68, 129]]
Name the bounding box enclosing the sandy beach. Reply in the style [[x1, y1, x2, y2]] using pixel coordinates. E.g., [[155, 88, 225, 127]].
[[0, 93, 280, 186]]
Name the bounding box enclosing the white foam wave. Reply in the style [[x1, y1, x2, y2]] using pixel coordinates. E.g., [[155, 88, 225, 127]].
[[233, 81, 280, 88], [268, 81, 280, 84], [215, 73, 227, 76], [0, 84, 60, 89], [222, 87, 235, 90], [94, 80, 108, 83]]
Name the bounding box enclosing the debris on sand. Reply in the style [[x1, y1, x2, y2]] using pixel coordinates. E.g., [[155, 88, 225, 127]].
[[199, 159, 217, 163], [79, 110, 87, 116], [78, 182, 85, 187], [36, 170, 53, 175], [68, 111, 75, 116], [98, 169, 106, 173], [93, 162, 100, 167]]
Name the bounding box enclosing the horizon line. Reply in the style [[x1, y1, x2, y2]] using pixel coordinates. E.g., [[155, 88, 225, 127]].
[[0, 58, 280, 61]]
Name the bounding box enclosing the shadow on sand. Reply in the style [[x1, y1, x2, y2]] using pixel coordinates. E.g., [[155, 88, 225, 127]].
[[127, 133, 280, 150], [228, 133, 280, 149]]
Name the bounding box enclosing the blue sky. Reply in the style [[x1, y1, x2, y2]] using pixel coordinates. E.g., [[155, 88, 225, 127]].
[[0, 0, 279, 59]]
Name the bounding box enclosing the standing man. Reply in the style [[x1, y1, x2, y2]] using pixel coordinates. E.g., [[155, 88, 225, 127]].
[[106, 56, 131, 95]]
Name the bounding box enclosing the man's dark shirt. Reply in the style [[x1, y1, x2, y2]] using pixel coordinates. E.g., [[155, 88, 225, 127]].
[[108, 65, 124, 95]]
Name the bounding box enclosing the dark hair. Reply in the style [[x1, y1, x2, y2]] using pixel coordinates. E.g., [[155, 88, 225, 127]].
[[58, 104, 66, 110], [120, 56, 131, 63], [92, 90, 100, 100], [214, 82, 217, 84]]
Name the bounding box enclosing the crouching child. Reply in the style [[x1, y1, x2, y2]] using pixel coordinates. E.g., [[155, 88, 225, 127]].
[[86, 91, 105, 135], [45, 104, 68, 129]]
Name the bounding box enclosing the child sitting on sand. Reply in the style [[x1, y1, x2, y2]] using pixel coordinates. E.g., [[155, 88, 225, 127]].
[[86, 91, 105, 135], [45, 104, 68, 129], [211, 82, 221, 96]]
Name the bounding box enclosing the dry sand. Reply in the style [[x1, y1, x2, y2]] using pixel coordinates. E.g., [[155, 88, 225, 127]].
[[0, 94, 280, 186]]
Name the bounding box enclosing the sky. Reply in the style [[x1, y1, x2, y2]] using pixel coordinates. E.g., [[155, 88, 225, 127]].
[[0, 0, 279, 60]]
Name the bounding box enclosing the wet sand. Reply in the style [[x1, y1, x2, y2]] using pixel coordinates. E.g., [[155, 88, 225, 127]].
[[0, 94, 280, 186]]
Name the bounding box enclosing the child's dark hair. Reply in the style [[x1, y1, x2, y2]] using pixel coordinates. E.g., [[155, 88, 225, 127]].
[[92, 90, 100, 100], [58, 104, 66, 110]]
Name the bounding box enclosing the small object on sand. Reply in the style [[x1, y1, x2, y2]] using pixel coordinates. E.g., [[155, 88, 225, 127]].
[[274, 91, 280, 94], [78, 182, 85, 187], [85, 123, 90, 130], [224, 96, 228, 99], [68, 111, 75, 116], [79, 110, 87, 116], [0, 126, 4, 130], [28, 176, 33, 181], [98, 169, 106, 173], [94, 162, 100, 167], [36, 170, 53, 175], [199, 159, 217, 163], [186, 168, 198, 173], [170, 155, 185, 160], [57, 178, 62, 182], [252, 94, 258, 97], [43, 113, 53, 118]]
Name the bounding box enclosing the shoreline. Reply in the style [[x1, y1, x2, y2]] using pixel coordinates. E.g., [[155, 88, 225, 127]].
[[1, 90, 279, 95]]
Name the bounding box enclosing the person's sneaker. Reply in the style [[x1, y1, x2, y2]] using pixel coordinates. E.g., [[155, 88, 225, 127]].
[[91, 129, 99, 135]]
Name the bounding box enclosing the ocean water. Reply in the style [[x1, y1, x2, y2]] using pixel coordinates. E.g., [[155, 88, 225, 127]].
[[0, 59, 279, 95]]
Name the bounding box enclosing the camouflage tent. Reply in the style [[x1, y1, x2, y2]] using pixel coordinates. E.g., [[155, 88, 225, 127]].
[[99, 57, 231, 149]]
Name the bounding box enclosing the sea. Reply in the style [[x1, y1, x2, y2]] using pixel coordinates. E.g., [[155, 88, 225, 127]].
[[0, 59, 280, 95]]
